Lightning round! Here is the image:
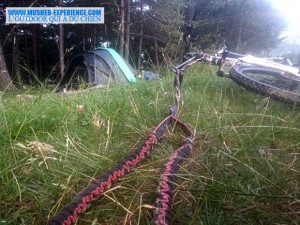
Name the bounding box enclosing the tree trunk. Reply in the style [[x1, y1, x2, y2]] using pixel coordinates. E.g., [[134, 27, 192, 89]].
[[32, 25, 39, 78], [59, 24, 64, 78], [82, 25, 86, 51], [59, 0, 64, 78], [137, 0, 144, 73], [93, 26, 97, 49], [38, 42, 43, 79], [155, 40, 159, 69], [184, 0, 195, 23], [25, 38, 29, 67], [119, 0, 125, 56], [2, 0, 15, 91], [124, 0, 131, 61], [0, 45, 15, 91], [183, 0, 195, 54], [90, 26, 97, 51], [235, 0, 245, 53], [12, 29, 21, 85]]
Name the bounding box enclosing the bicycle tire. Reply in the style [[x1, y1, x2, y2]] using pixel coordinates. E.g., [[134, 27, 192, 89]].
[[229, 65, 300, 104]]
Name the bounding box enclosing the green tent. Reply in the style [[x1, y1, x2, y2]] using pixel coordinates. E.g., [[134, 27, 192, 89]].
[[59, 48, 136, 89]]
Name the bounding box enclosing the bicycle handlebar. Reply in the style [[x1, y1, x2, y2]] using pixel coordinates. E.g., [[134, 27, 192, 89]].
[[171, 48, 300, 77], [169, 51, 204, 73]]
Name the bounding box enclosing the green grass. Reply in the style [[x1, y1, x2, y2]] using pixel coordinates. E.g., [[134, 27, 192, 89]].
[[0, 64, 299, 225]]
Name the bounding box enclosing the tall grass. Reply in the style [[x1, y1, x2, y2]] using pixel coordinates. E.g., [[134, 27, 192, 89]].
[[0, 64, 299, 225]]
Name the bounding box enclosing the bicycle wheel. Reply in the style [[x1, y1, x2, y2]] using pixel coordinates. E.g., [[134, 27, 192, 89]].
[[229, 65, 300, 104]]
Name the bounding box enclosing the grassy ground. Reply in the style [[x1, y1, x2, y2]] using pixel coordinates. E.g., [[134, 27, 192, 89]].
[[0, 64, 299, 225]]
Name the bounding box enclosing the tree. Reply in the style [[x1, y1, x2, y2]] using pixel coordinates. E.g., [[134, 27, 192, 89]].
[[12, 27, 21, 85], [191, 0, 286, 54], [118, 0, 125, 56], [137, 0, 144, 72], [124, 0, 131, 60], [0, 44, 15, 91], [32, 25, 39, 77], [131, 0, 186, 67], [235, 0, 245, 52], [59, 0, 64, 78]]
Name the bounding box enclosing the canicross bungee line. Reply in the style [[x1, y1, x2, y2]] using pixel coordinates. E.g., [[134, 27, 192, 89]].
[[47, 54, 201, 225]]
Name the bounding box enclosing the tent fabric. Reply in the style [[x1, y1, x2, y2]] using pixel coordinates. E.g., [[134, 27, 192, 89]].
[[59, 48, 136, 89], [97, 48, 136, 82]]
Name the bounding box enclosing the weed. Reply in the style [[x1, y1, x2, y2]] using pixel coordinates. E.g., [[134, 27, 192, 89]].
[[0, 64, 299, 224]]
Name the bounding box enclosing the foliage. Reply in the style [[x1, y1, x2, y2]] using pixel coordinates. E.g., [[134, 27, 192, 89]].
[[143, 0, 185, 61], [191, 0, 287, 54], [0, 0, 289, 85]]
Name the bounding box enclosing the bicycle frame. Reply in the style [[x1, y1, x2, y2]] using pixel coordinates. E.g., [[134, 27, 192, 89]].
[[181, 48, 300, 78]]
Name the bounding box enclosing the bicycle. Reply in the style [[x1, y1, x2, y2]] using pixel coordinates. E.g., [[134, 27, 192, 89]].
[[178, 13, 300, 105], [171, 46, 300, 105]]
